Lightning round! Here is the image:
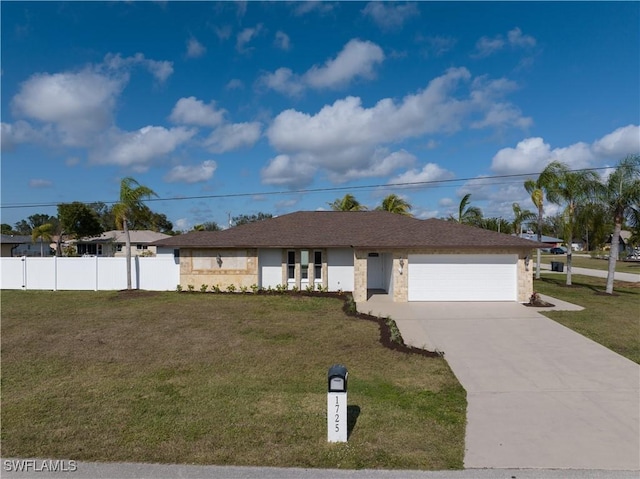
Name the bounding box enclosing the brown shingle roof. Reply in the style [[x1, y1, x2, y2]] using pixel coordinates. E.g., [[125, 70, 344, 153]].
[[153, 211, 543, 249]]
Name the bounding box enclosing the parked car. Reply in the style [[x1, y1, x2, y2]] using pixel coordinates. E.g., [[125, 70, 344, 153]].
[[550, 247, 566, 254]]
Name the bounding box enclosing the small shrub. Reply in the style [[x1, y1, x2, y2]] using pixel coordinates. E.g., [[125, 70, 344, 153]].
[[250, 284, 259, 294], [275, 284, 287, 294], [291, 285, 299, 293], [385, 316, 403, 345], [187, 284, 195, 293], [200, 284, 209, 293], [176, 284, 182, 292], [305, 284, 315, 293], [226, 284, 236, 293], [240, 285, 248, 293], [212, 284, 222, 293], [345, 295, 357, 315]]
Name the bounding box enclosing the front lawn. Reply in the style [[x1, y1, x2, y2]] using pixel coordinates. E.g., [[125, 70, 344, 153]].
[[0, 291, 466, 469], [533, 275, 640, 364]]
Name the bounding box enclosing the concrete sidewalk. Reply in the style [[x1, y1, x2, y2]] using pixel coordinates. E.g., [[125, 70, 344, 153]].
[[539, 263, 640, 282], [359, 297, 640, 471]]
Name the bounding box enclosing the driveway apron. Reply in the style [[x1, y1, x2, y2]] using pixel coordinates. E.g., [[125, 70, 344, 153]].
[[359, 299, 640, 470]]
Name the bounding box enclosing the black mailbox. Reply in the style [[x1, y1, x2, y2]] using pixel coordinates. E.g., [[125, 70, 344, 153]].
[[328, 364, 348, 393]]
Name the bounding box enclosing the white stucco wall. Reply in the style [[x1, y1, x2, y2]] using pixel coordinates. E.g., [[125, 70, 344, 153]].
[[327, 248, 354, 292], [259, 249, 283, 289]]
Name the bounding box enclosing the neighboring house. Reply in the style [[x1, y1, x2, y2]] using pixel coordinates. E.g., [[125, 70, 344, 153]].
[[516, 233, 563, 250], [73, 230, 172, 257], [0, 234, 53, 257], [153, 211, 543, 303]]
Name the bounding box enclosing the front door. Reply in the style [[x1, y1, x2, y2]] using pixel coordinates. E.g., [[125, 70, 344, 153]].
[[367, 253, 385, 290]]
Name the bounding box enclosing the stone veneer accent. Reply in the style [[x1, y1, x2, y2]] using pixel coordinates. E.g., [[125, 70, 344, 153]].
[[181, 248, 258, 290]]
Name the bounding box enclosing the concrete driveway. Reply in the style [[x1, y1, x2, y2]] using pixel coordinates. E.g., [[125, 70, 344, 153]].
[[359, 296, 640, 470]]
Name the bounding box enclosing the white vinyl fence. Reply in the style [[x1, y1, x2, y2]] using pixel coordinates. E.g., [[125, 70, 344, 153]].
[[1, 256, 180, 291]]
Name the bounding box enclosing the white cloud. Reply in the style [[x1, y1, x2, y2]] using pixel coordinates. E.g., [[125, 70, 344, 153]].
[[259, 67, 305, 97], [259, 39, 385, 96], [1, 120, 42, 151], [214, 25, 232, 40], [592, 124, 640, 158], [419, 35, 457, 57], [29, 178, 53, 188], [169, 97, 226, 127], [491, 137, 552, 175], [274, 31, 290, 50], [91, 126, 195, 168], [174, 218, 190, 231], [304, 39, 385, 89], [491, 124, 640, 175], [362, 2, 419, 31], [269, 68, 526, 152], [389, 162, 455, 187], [226, 79, 244, 90], [103, 53, 173, 83], [165, 160, 217, 183], [11, 69, 123, 146], [332, 149, 417, 182], [186, 37, 206, 58], [261, 154, 317, 188], [472, 28, 537, 59], [236, 24, 263, 53], [266, 67, 530, 187], [472, 36, 505, 58], [204, 122, 262, 153], [293, 1, 335, 16], [508, 27, 536, 48]]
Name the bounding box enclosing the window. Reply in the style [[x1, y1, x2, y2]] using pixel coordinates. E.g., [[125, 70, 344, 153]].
[[314, 251, 322, 281], [287, 251, 295, 280], [301, 250, 309, 280], [136, 244, 148, 250]]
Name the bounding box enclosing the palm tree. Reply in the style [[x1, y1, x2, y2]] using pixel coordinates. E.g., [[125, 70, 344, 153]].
[[596, 155, 640, 294], [31, 223, 54, 257], [328, 194, 366, 211], [543, 161, 600, 286], [524, 165, 559, 279], [112, 177, 157, 290], [376, 194, 412, 216], [450, 193, 482, 226], [511, 202, 536, 236]]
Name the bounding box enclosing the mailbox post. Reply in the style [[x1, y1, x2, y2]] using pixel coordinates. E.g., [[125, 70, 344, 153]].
[[327, 364, 348, 443]]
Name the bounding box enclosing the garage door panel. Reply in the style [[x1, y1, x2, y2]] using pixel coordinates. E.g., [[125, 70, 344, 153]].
[[408, 254, 517, 302]]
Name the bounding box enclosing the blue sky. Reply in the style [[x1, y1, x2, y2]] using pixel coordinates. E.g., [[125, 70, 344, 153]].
[[2, 1, 639, 231]]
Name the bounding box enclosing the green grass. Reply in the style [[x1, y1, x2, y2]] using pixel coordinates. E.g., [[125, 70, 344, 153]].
[[541, 254, 640, 274], [533, 275, 640, 364], [1, 291, 466, 469]]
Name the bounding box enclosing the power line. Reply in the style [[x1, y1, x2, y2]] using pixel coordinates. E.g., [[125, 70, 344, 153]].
[[0, 166, 612, 211]]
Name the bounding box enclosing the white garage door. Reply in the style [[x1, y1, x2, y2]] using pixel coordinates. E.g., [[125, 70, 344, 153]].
[[408, 254, 518, 301]]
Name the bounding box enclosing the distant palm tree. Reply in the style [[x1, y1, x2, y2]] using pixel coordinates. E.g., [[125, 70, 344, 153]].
[[543, 161, 600, 286], [31, 223, 54, 257], [328, 194, 366, 211], [450, 193, 482, 226], [524, 166, 557, 279], [595, 155, 640, 294], [511, 203, 536, 236], [112, 177, 157, 290], [376, 194, 412, 216]]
